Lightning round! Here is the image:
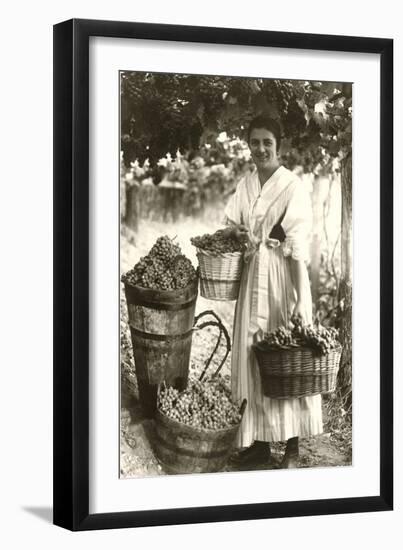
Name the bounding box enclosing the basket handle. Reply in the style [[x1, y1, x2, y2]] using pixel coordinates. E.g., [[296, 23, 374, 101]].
[[194, 309, 225, 326], [193, 310, 231, 381]]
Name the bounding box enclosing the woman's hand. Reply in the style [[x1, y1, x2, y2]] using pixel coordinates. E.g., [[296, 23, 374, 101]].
[[292, 300, 305, 322], [226, 224, 249, 243]]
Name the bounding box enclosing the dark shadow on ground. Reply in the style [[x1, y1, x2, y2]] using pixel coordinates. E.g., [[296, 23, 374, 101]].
[[22, 506, 53, 523]]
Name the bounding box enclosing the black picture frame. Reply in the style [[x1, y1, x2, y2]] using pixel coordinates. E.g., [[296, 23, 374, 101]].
[[53, 18, 393, 531]]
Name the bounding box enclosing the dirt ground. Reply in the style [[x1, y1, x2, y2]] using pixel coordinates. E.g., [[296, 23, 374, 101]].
[[120, 219, 352, 478], [120, 386, 352, 479]]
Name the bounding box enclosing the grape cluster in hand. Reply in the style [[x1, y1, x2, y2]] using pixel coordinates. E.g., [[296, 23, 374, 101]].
[[121, 236, 197, 291], [158, 378, 242, 430], [191, 229, 244, 255], [262, 314, 340, 355]]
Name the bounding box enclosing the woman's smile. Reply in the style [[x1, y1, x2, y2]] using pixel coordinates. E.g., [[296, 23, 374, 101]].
[[249, 128, 280, 176], [256, 155, 270, 161]]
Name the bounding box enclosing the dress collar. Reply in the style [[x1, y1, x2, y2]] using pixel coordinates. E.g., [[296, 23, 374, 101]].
[[258, 165, 286, 196], [246, 166, 289, 208]]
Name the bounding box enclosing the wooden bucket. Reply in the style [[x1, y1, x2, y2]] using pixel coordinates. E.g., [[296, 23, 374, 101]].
[[154, 399, 246, 474], [124, 279, 198, 417]]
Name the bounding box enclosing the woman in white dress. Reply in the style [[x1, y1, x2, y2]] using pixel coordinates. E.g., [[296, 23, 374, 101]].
[[223, 116, 323, 468]]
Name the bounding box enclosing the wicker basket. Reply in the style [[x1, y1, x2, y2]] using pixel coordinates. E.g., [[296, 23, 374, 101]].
[[196, 249, 243, 301], [252, 343, 342, 399]]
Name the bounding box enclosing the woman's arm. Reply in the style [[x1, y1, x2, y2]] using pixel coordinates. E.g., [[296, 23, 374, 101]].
[[288, 257, 310, 317]]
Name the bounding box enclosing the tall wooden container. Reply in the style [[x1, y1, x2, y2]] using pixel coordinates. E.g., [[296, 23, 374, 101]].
[[124, 279, 198, 417]]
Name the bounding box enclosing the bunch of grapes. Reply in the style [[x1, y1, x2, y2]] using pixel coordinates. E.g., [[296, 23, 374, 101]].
[[149, 235, 181, 261], [273, 80, 295, 116], [171, 255, 197, 288], [157, 378, 242, 430], [299, 324, 340, 355], [191, 229, 245, 255], [262, 314, 339, 355], [121, 236, 197, 291], [263, 326, 298, 349]]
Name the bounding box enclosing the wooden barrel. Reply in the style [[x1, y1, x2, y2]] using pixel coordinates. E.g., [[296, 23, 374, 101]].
[[124, 279, 198, 417], [154, 409, 243, 474]]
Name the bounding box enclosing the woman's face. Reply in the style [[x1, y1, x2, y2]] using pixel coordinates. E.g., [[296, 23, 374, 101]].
[[249, 128, 279, 172]]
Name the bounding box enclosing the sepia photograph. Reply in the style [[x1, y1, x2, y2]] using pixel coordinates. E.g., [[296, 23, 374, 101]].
[[119, 71, 352, 478]]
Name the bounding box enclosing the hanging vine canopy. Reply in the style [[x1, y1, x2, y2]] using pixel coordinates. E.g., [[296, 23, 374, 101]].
[[121, 72, 352, 174]]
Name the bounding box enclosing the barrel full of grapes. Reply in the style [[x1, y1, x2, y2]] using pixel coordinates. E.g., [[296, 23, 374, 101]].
[[154, 399, 247, 474], [124, 279, 198, 417]]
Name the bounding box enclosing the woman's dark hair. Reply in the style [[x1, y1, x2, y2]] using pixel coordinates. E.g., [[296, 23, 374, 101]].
[[247, 115, 282, 152]]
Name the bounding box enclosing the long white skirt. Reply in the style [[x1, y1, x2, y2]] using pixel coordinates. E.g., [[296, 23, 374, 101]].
[[231, 247, 323, 447]]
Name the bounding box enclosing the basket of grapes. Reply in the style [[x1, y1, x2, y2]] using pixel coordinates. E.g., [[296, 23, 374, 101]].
[[121, 235, 199, 417], [191, 229, 244, 301], [252, 315, 342, 399], [154, 311, 247, 474]]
